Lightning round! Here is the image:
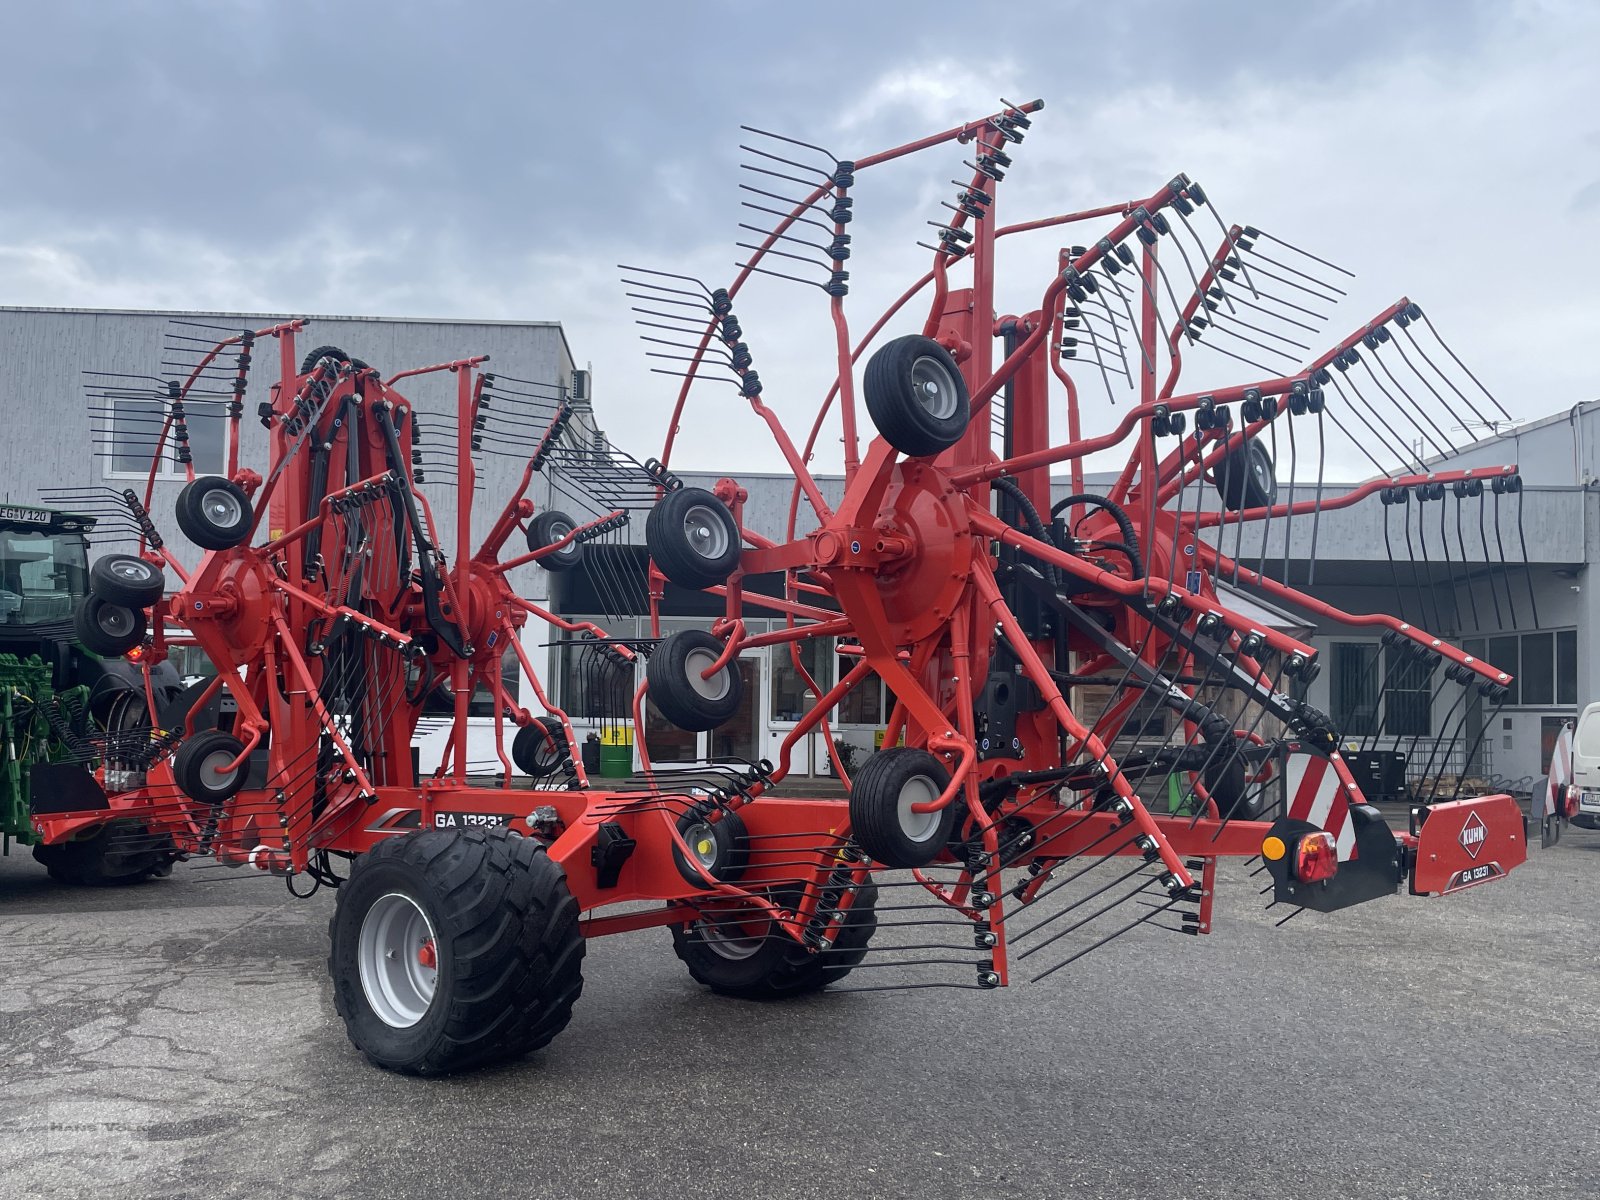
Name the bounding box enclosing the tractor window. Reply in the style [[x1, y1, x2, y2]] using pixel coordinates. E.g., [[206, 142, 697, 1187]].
[[0, 531, 88, 626]]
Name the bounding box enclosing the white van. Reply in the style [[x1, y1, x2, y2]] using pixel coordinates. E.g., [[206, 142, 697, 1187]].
[[1571, 702, 1600, 829]]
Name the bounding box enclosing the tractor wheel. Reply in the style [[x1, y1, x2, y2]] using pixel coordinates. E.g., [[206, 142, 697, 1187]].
[[1214, 439, 1277, 512], [175, 475, 254, 551], [512, 715, 568, 777], [526, 510, 584, 572], [328, 826, 585, 1075], [672, 883, 878, 1000], [646, 629, 743, 732], [173, 730, 248, 804], [32, 821, 178, 886], [672, 806, 749, 889], [645, 487, 741, 590], [848, 747, 960, 869], [863, 334, 971, 458], [73, 595, 147, 657], [89, 554, 165, 609]]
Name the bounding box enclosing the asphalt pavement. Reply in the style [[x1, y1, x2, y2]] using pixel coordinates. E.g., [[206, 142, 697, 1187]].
[[1, 824, 1596, 1200]]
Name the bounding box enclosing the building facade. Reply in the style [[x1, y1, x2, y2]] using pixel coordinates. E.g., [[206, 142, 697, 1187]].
[[2, 306, 1589, 794]]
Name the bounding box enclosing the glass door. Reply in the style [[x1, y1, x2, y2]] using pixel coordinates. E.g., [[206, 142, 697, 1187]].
[[708, 656, 762, 763]]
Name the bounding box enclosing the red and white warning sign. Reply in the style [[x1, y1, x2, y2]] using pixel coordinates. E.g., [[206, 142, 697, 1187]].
[[1284, 752, 1356, 860]]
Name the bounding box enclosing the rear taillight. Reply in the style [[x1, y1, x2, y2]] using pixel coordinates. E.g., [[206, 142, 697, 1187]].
[[1293, 831, 1339, 883]]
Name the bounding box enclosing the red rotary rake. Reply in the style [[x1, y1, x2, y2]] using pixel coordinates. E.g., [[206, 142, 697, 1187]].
[[31, 98, 1529, 1075]]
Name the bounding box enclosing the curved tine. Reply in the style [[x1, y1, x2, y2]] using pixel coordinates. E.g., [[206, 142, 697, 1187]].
[[1251, 229, 1355, 278], [615, 264, 714, 298], [619, 278, 713, 308], [739, 124, 839, 166], [742, 198, 836, 236], [737, 222, 835, 258], [739, 142, 836, 182]]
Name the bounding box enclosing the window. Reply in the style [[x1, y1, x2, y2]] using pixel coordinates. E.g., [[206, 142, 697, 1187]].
[[836, 658, 885, 725], [1487, 635, 1519, 707], [110, 397, 225, 477], [418, 649, 522, 718], [554, 640, 632, 719], [1383, 644, 1433, 737], [1330, 642, 1379, 736], [1520, 632, 1554, 706], [770, 636, 832, 721], [0, 531, 88, 627], [1558, 630, 1577, 705], [1480, 630, 1577, 710]]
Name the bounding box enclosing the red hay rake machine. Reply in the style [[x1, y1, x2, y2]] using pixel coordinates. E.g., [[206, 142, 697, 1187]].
[[30, 98, 1531, 1075]]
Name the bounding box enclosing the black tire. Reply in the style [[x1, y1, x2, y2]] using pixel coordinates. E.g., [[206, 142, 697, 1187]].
[[89, 554, 165, 608], [32, 821, 178, 886], [73, 595, 147, 657], [300, 344, 372, 374], [863, 335, 971, 457], [328, 826, 585, 1075], [848, 747, 960, 869], [512, 716, 568, 777], [646, 629, 743, 732], [173, 730, 247, 804], [645, 487, 741, 590], [672, 882, 878, 1000], [175, 476, 254, 551], [1214, 439, 1277, 512], [672, 806, 749, 889], [526, 510, 584, 572], [1202, 739, 1263, 820]]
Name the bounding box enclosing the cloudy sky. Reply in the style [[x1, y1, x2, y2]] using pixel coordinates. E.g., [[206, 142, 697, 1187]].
[[1, 0, 1595, 479]]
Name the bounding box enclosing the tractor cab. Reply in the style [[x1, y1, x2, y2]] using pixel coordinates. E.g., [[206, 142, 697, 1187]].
[[0, 506, 94, 642]]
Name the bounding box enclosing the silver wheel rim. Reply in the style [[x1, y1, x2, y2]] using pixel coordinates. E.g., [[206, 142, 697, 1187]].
[[110, 559, 155, 584], [202, 489, 243, 530], [198, 748, 239, 793], [358, 892, 438, 1028], [684, 647, 732, 702], [548, 520, 576, 556], [683, 504, 730, 562], [682, 820, 719, 871], [897, 773, 942, 842], [697, 909, 766, 961], [910, 355, 960, 421]]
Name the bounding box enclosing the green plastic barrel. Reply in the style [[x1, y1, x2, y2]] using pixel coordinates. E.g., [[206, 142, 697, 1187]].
[[599, 741, 634, 778]]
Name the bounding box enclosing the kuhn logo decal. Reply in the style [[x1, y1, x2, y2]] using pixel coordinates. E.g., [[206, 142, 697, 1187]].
[[1459, 811, 1487, 860]]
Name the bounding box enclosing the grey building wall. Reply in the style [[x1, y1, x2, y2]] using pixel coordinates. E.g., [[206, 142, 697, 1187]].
[[0, 306, 577, 608]]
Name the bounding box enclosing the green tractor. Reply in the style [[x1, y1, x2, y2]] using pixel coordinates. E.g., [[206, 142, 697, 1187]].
[[0, 505, 184, 886]]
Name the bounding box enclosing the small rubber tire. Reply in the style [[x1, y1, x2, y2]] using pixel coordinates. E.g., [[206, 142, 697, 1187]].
[[672, 806, 750, 889], [32, 821, 178, 886], [176, 475, 254, 551], [647, 630, 743, 732], [300, 345, 371, 374], [645, 487, 741, 590], [89, 554, 165, 608], [848, 747, 960, 869], [1214, 439, 1277, 512], [512, 716, 568, 777], [173, 729, 248, 804], [671, 882, 879, 1000], [73, 595, 147, 657], [526, 510, 584, 572], [1202, 739, 1262, 821], [328, 826, 585, 1075], [863, 335, 970, 457]]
